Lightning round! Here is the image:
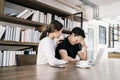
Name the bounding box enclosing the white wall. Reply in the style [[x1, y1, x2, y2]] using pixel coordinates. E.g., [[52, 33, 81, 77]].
[[110, 41, 120, 53], [99, 1, 120, 18], [86, 1, 120, 20], [86, 20, 109, 60], [114, 41, 120, 52]]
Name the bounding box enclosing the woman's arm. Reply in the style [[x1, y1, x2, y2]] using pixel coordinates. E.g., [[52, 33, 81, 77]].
[[40, 39, 66, 66]]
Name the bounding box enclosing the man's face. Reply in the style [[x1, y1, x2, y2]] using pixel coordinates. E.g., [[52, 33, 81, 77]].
[[70, 33, 84, 45]]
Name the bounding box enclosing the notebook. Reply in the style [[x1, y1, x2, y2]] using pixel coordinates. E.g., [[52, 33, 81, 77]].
[[89, 48, 105, 66]]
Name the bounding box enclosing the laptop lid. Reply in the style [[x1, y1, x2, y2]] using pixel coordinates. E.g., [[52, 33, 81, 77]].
[[93, 48, 105, 65]]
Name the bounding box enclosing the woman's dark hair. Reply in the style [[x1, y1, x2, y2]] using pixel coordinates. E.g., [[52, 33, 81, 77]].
[[40, 20, 63, 40]]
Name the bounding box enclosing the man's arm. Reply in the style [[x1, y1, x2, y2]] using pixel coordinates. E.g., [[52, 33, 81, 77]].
[[78, 40, 87, 60], [59, 49, 78, 62]]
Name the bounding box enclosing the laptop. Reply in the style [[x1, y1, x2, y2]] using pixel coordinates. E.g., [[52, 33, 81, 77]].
[[76, 48, 105, 68], [89, 48, 105, 66]]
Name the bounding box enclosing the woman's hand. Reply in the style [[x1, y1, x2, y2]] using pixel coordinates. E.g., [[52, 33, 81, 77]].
[[56, 39, 64, 44]]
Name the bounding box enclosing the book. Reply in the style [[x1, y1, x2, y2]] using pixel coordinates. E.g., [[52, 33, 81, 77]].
[[23, 10, 35, 19], [0, 25, 6, 40], [32, 10, 40, 22], [16, 8, 29, 18], [4, 7, 20, 17], [0, 51, 3, 66]]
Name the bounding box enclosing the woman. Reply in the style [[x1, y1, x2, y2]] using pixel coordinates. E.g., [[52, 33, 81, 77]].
[[37, 20, 67, 66]]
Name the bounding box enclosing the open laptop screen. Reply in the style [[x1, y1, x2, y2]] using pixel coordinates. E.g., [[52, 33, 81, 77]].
[[89, 48, 105, 66]]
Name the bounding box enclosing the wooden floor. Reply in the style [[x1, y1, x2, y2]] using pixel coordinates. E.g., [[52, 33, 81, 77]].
[[0, 59, 120, 80]]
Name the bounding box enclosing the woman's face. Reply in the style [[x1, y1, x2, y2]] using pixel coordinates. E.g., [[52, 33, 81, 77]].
[[54, 29, 63, 38]]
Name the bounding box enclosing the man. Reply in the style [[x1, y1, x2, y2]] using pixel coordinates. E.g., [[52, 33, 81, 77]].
[[55, 27, 87, 62]]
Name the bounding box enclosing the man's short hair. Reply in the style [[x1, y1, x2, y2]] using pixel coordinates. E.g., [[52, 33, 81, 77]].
[[71, 27, 86, 38]]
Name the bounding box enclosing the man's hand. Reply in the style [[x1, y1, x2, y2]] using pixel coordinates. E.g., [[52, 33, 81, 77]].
[[79, 40, 87, 48], [78, 40, 87, 60]]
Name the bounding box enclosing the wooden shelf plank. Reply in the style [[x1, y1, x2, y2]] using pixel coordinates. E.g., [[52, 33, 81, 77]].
[[0, 0, 4, 14], [0, 14, 45, 27], [73, 16, 88, 22], [0, 41, 38, 46], [108, 53, 120, 58], [62, 29, 71, 34]]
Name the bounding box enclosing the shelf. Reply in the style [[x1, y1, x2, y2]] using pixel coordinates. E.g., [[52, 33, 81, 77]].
[[62, 29, 71, 34], [0, 0, 4, 13], [108, 53, 120, 58], [5, 0, 72, 17], [3, 0, 85, 27], [0, 41, 38, 46], [73, 16, 88, 22], [0, 14, 45, 27]]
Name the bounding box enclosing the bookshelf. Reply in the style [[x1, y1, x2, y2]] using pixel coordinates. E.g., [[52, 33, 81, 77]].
[[0, 14, 45, 26], [5, 0, 72, 17], [0, 0, 84, 66]]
